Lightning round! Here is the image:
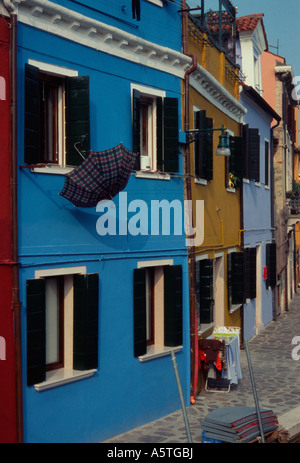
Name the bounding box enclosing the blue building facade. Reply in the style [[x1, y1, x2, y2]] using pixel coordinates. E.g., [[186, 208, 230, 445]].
[[15, 0, 192, 443], [240, 85, 280, 341]]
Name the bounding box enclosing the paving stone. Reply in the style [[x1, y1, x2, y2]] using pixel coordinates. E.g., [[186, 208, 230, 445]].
[[103, 292, 300, 443]]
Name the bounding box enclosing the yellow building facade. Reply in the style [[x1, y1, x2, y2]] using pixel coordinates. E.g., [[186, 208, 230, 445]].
[[183, 13, 247, 357]]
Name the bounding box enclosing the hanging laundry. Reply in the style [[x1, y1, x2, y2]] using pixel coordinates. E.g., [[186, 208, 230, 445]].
[[132, 0, 141, 21]]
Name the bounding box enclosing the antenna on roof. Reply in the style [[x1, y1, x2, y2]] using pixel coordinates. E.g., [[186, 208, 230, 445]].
[[269, 39, 280, 55]]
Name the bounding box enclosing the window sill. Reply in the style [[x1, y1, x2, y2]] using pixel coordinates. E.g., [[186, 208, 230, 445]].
[[229, 303, 242, 314], [33, 368, 97, 392], [146, 0, 163, 6], [198, 322, 214, 337], [31, 165, 74, 175], [135, 171, 170, 181], [138, 345, 182, 362], [194, 178, 208, 186]]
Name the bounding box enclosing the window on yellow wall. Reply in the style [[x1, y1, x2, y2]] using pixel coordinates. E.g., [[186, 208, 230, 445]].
[[193, 108, 213, 181]]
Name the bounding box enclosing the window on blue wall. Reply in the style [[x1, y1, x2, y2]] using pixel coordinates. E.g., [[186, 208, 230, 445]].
[[133, 264, 183, 360], [24, 62, 90, 167], [132, 84, 179, 173], [26, 272, 99, 389]]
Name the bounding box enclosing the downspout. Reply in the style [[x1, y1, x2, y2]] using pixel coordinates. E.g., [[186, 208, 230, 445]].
[[4, 0, 23, 443], [181, 0, 198, 402], [271, 117, 280, 321]]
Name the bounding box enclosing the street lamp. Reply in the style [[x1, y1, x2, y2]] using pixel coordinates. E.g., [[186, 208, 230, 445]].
[[185, 125, 231, 156]]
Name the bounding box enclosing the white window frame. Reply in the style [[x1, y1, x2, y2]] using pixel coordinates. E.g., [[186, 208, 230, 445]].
[[33, 266, 97, 392], [131, 83, 168, 178], [136, 259, 182, 362], [28, 59, 78, 174]]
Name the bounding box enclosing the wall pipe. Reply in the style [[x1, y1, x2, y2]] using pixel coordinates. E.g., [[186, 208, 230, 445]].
[[4, 0, 24, 443], [181, 0, 198, 401]]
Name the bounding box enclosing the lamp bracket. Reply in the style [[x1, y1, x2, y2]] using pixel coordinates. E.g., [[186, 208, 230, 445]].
[[185, 126, 227, 145]]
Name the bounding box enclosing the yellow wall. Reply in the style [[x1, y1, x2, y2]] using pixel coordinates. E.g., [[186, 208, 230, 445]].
[[186, 20, 242, 329]]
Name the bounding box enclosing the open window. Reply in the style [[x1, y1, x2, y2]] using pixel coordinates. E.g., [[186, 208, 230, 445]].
[[132, 85, 179, 173], [26, 272, 99, 389], [24, 63, 90, 167], [133, 264, 183, 359]]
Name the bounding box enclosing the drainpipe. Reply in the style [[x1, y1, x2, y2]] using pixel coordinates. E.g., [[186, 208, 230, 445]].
[[4, 0, 23, 443], [181, 0, 198, 401], [271, 118, 281, 321]]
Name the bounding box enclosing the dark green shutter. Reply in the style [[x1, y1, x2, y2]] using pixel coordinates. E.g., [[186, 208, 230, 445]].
[[65, 76, 90, 166], [164, 265, 182, 347], [266, 243, 277, 288], [195, 110, 207, 178], [195, 261, 201, 328], [229, 136, 243, 188], [228, 252, 244, 306], [163, 97, 179, 173], [199, 259, 214, 323], [133, 268, 147, 357], [205, 117, 213, 181], [265, 140, 269, 186], [156, 96, 163, 172], [132, 89, 141, 171], [24, 64, 40, 164], [242, 124, 249, 180], [248, 128, 260, 182], [195, 110, 206, 178], [245, 248, 256, 299], [27, 279, 46, 386], [73, 273, 99, 370], [195, 111, 213, 181]]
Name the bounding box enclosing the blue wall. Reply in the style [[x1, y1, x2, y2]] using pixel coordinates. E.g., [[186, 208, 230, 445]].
[[240, 93, 274, 340], [17, 9, 189, 443]]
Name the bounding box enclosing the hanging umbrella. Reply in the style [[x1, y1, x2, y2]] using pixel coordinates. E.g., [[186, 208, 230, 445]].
[[59, 143, 137, 207]]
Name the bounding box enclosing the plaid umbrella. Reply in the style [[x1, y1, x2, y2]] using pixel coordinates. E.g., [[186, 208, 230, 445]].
[[59, 143, 137, 207]]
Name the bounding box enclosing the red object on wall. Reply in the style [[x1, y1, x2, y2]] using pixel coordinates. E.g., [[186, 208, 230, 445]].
[[0, 15, 17, 443], [263, 266, 268, 281]]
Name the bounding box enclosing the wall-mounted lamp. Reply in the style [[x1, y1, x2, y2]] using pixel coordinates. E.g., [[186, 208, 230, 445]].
[[185, 125, 231, 156]]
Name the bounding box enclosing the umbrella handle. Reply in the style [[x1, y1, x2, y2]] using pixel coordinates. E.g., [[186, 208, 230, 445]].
[[74, 141, 86, 160]]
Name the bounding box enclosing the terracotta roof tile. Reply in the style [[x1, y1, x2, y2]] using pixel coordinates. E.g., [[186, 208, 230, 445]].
[[236, 13, 264, 32]]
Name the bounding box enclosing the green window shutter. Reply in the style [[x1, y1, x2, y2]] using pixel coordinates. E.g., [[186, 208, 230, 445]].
[[199, 259, 214, 323], [242, 124, 249, 180], [24, 64, 40, 164], [73, 273, 99, 370], [265, 140, 269, 186], [245, 248, 256, 299], [248, 128, 260, 182], [195, 260, 201, 328], [156, 96, 163, 172], [205, 117, 213, 181], [133, 268, 147, 357], [164, 265, 183, 347], [266, 243, 277, 288], [195, 111, 213, 180], [228, 252, 244, 306], [229, 136, 243, 188], [26, 279, 46, 386], [195, 110, 206, 178], [132, 89, 141, 171], [65, 76, 90, 167], [163, 97, 179, 173]]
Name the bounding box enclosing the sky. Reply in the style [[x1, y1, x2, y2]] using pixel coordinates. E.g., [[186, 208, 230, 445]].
[[187, 0, 300, 77]]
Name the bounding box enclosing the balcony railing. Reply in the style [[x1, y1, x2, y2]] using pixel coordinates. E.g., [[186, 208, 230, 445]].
[[287, 197, 300, 225]]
